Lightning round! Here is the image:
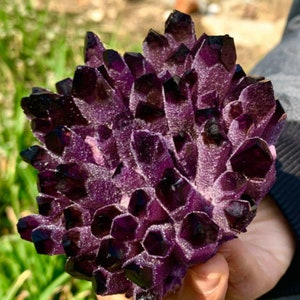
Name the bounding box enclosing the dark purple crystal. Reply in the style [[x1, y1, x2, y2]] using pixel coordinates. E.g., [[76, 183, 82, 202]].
[[72, 66, 98, 100], [230, 138, 273, 178], [144, 29, 168, 49], [65, 253, 97, 280], [31, 225, 65, 255], [156, 168, 190, 211], [128, 189, 151, 217], [44, 126, 71, 155], [96, 238, 135, 274], [135, 102, 165, 123], [124, 263, 153, 290], [20, 145, 45, 165], [142, 225, 174, 258], [202, 117, 226, 146], [180, 212, 219, 247], [55, 163, 87, 200], [103, 49, 126, 72], [110, 214, 138, 241], [91, 205, 123, 238], [225, 197, 256, 232], [84, 31, 105, 68], [64, 204, 89, 229]]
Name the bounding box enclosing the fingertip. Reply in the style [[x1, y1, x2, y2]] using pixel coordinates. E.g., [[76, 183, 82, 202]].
[[190, 253, 229, 278], [177, 254, 229, 300]]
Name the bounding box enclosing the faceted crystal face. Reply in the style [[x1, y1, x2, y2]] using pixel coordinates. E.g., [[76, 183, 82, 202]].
[[155, 168, 190, 211], [110, 214, 138, 241], [230, 138, 273, 178], [91, 205, 123, 238], [180, 212, 219, 247], [65, 253, 97, 280], [97, 238, 127, 272], [128, 189, 151, 217], [225, 197, 257, 232], [124, 262, 153, 290], [18, 9, 285, 300], [143, 231, 169, 257], [142, 225, 174, 258]]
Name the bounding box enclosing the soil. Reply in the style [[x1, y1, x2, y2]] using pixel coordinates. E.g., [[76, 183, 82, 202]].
[[35, 0, 293, 72]]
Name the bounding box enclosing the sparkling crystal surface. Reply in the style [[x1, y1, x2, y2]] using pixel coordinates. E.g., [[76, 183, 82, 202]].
[[18, 10, 285, 300]]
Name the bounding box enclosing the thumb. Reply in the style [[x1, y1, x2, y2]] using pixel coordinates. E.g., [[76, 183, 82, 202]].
[[174, 253, 229, 300]]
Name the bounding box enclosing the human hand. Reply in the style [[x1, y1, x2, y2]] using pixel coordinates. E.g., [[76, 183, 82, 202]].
[[166, 195, 296, 300], [97, 195, 296, 300]]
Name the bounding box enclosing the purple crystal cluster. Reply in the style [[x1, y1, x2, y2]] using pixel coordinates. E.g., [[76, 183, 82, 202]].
[[18, 10, 285, 300]]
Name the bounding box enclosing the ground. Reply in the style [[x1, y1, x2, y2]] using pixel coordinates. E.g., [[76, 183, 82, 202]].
[[35, 0, 292, 71]]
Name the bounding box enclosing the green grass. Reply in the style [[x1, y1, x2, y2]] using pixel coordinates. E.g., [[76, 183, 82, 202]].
[[0, 233, 93, 300], [0, 0, 140, 298]]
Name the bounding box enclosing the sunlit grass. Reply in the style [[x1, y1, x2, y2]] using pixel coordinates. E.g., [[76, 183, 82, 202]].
[[0, 0, 140, 298]]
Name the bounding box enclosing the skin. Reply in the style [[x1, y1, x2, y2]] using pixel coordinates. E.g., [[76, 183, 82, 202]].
[[97, 195, 296, 300]]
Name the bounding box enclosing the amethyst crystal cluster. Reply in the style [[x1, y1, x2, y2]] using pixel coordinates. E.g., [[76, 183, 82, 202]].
[[18, 10, 285, 300]]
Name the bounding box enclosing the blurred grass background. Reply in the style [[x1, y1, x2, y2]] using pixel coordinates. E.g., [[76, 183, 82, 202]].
[[0, 0, 140, 298]]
